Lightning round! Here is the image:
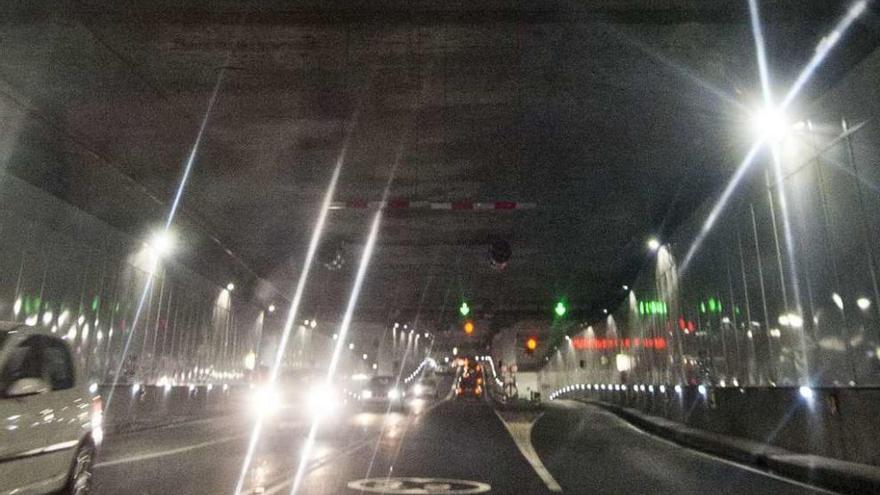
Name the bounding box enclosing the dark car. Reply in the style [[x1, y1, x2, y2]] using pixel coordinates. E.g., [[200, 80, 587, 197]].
[[456, 366, 483, 398]]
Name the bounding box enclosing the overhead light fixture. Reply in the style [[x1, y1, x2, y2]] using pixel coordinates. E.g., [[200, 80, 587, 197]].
[[647, 238, 661, 251], [267, 304, 276, 313], [857, 297, 872, 311], [226, 282, 235, 291], [750, 106, 790, 143], [778, 313, 803, 328], [799, 385, 814, 401], [148, 230, 175, 257]]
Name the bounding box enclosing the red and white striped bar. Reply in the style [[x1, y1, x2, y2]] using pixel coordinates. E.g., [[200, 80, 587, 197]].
[[329, 200, 537, 211]]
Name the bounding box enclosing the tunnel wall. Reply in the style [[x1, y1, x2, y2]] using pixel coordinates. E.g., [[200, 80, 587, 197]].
[[0, 173, 328, 386], [539, 40, 880, 466], [540, 44, 880, 392]]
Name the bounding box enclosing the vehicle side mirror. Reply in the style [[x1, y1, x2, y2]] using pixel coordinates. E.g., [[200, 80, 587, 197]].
[[5, 378, 50, 398]]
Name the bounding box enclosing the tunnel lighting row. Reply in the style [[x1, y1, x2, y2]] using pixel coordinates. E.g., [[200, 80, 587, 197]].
[[549, 382, 818, 404], [403, 357, 436, 384], [125, 380, 232, 396]]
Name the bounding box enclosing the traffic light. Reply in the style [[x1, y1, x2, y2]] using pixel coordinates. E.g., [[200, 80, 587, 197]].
[[525, 337, 538, 354], [459, 301, 470, 317], [464, 320, 475, 335], [554, 301, 567, 317]]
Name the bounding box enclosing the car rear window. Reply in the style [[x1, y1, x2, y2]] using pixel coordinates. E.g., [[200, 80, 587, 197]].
[[43, 337, 75, 390], [0, 336, 42, 393]]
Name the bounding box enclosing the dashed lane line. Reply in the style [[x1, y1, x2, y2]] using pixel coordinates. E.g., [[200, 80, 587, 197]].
[[95, 433, 248, 468]]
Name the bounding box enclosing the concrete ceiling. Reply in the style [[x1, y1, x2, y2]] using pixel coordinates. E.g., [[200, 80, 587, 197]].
[[1, 1, 877, 336]]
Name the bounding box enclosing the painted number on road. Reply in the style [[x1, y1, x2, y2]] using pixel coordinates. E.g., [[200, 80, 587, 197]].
[[347, 477, 491, 494]]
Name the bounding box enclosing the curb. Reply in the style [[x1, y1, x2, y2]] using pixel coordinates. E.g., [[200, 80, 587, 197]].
[[578, 399, 880, 494]]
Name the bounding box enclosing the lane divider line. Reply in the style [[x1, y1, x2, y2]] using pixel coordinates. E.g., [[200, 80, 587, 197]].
[[493, 410, 563, 492], [95, 434, 248, 468]]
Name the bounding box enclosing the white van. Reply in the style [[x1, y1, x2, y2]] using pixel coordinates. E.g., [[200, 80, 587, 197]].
[[0, 322, 102, 495]]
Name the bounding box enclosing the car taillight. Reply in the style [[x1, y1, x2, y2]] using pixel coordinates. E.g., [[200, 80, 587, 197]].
[[91, 396, 104, 446]]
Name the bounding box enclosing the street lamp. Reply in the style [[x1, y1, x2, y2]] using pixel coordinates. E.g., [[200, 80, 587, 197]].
[[750, 106, 791, 143], [799, 385, 815, 401], [148, 230, 175, 257]]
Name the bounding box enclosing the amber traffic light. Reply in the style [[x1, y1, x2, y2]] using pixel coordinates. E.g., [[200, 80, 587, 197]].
[[464, 320, 475, 335], [525, 337, 538, 353]]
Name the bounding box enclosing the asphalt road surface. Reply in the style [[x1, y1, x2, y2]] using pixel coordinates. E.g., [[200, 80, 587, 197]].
[[92, 396, 833, 494]]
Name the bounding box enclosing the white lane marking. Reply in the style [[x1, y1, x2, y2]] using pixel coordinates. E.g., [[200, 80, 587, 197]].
[[581, 404, 838, 494], [94, 433, 247, 468], [347, 477, 491, 494], [149, 414, 241, 430], [493, 410, 563, 492]]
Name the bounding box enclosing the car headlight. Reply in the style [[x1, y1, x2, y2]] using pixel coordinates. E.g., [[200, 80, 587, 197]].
[[361, 389, 373, 400], [308, 385, 338, 416], [252, 386, 281, 416], [387, 388, 401, 400]]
